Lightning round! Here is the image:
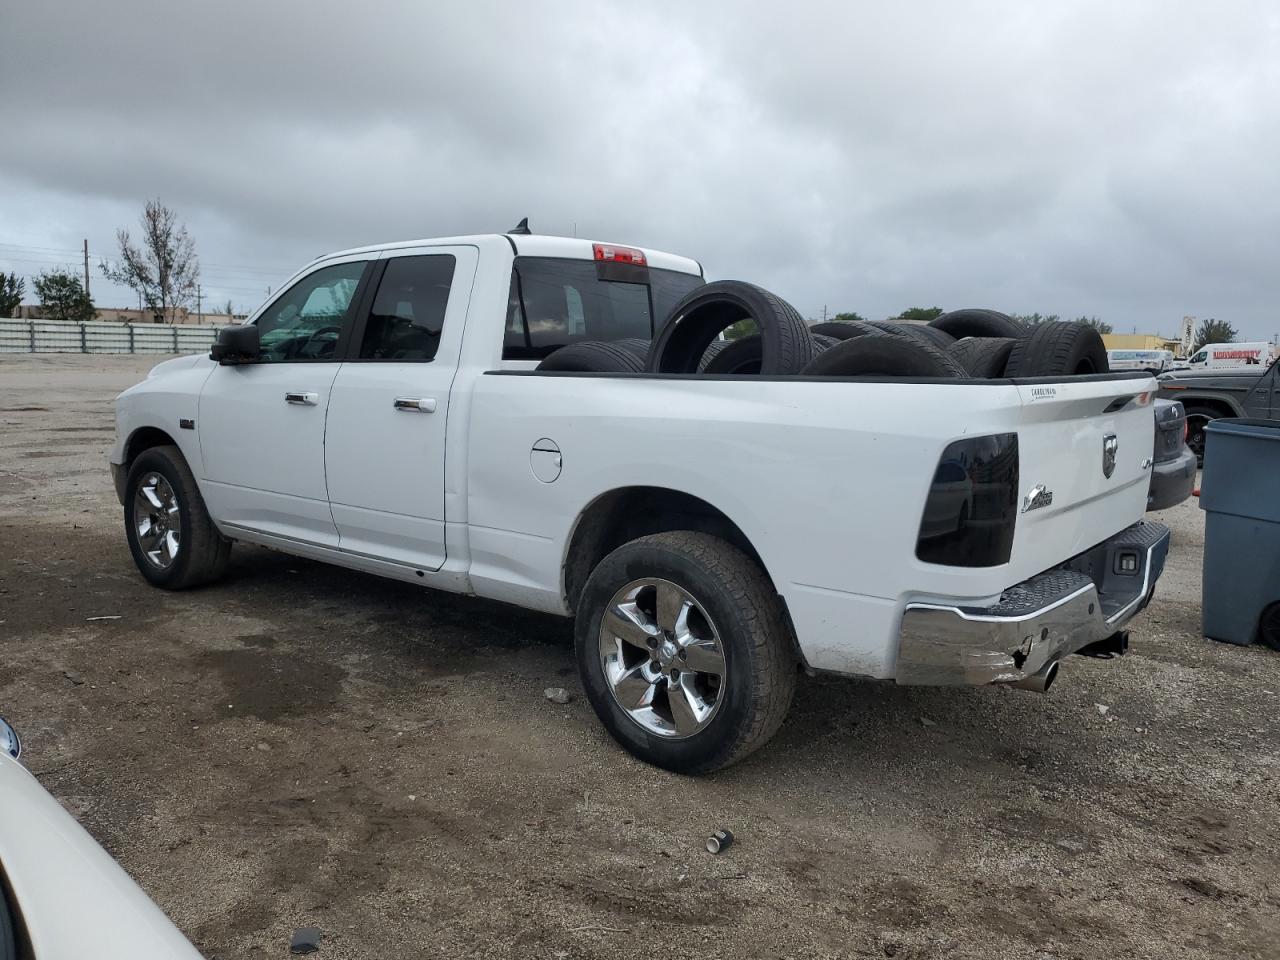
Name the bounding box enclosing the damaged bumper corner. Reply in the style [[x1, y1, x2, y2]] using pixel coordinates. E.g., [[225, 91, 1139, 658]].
[[895, 520, 1170, 687]]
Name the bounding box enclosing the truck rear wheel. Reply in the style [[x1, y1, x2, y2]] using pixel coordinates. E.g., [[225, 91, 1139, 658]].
[[575, 532, 796, 774], [124, 445, 231, 589]]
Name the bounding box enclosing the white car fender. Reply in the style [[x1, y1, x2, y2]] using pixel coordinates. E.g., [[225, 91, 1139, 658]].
[[0, 751, 203, 959]]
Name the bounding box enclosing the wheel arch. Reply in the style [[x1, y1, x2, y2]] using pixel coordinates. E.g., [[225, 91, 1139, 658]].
[[562, 486, 775, 614], [123, 425, 181, 466], [1180, 395, 1243, 418]]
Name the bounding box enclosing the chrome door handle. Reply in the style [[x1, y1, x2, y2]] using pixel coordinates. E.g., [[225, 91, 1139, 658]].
[[394, 397, 437, 413], [285, 391, 319, 406]]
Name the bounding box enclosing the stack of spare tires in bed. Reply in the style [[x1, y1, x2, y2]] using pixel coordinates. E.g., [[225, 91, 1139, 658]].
[[535, 281, 1111, 380]]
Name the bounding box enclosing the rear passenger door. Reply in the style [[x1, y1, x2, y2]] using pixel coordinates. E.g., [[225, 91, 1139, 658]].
[[323, 247, 478, 572]]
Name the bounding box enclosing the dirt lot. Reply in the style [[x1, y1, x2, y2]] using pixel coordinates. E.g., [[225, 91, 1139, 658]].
[[1, 353, 1277, 960]]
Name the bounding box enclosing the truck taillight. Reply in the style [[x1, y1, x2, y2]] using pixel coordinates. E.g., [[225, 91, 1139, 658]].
[[593, 243, 646, 266], [916, 434, 1019, 567]]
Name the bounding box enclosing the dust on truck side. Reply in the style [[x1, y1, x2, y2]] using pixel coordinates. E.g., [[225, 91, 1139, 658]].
[[110, 232, 1170, 773]]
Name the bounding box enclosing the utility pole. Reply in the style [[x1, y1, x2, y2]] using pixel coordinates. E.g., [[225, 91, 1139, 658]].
[[83, 239, 90, 298], [196, 284, 202, 325], [822, 305, 828, 322]]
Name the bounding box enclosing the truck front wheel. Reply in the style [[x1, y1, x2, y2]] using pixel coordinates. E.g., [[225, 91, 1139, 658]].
[[124, 445, 231, 589], [575, 531, 796, 774]]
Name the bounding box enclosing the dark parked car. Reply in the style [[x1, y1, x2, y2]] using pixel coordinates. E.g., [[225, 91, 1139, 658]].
[[1158, 359, 1280, 463]]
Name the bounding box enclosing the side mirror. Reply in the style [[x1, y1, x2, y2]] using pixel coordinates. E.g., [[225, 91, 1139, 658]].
[[210, 324, 260, 365]]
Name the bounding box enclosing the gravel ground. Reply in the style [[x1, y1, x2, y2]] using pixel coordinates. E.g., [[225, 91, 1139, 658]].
[[1, 354, 1278, 960]]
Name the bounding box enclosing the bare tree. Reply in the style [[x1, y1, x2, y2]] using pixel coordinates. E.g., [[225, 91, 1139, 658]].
[[100, 199, 200, 323]]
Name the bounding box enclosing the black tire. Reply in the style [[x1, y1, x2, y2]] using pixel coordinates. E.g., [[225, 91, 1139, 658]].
[[647, 281, 817, 375], [612, 338, 651, 362], [575, 531, 797, 774], [947, 336, 1018, 378], [537, 341, 645, 373], [124, 445, 231, 589], [703, 335, 764, 375], [1004, 320, 1109, 378], [1183, 405, 1219, 465], [811, 333, 839, 352], [697, 339, 730, 371], [929, 308, 1025, 339], [801, 332, 968, 378], [1259, 603, 1280, 651], [809, 320, 881, 341], [864, 320, 956, 351], [703, 333, 839, 375]]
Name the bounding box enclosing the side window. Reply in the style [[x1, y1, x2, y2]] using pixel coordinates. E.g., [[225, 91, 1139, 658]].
[[255, 261, 366, 363], [1191, 351, 1207, 364], [358, 255, 456, 360]]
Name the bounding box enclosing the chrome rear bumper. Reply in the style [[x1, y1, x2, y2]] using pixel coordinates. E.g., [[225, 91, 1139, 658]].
[[896, 521, 1170, 687]]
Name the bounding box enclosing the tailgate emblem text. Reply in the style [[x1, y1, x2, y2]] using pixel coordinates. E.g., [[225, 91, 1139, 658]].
[[1102, 434, 1118, 478], [1022, 483, 1054, 513]]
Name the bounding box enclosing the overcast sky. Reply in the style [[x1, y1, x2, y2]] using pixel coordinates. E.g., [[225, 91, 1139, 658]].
[[2, 1, 1278, 340]]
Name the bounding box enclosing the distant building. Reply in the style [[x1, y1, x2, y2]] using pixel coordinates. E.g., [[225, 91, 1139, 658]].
[[13, 304, 233, 326], [1102, 333, 1183, 356]]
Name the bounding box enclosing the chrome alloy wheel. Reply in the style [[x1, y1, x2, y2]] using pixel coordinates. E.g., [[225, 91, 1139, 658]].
[[597, 578, 727, 739], [133, 472, 181, 569]]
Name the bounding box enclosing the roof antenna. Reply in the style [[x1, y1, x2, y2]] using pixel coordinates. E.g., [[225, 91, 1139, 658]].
[[508, 217, 532, 236]]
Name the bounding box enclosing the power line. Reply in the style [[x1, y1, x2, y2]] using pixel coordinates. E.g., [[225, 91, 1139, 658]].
[[0, 242, 297, 278]]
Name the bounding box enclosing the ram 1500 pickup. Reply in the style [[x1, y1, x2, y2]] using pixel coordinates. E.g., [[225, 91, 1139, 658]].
[[111, 232, 1170, 772]]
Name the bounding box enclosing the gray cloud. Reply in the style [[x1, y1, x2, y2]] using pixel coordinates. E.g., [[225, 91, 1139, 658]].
[[1, 0, 1278, 340]]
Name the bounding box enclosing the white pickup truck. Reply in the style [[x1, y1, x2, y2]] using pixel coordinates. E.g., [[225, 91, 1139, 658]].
[[111, 232, 1170, 773]]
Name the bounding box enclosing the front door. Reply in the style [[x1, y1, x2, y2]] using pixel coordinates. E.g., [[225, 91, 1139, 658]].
[[198, 257, 371, 545], [324, 246, 477, 571]]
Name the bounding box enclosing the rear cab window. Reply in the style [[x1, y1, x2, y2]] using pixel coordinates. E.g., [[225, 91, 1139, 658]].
[[504, 256, 703, 360]]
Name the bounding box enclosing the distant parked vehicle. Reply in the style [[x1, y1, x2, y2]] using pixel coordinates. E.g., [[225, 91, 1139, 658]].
[[1159, 357, 1280, 462], [1187, 341, 1272, 370], [1107, 349, 1173, 375]]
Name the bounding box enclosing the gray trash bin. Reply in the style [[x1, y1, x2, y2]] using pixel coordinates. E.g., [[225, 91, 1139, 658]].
[[1200, 418, 1280, 648]]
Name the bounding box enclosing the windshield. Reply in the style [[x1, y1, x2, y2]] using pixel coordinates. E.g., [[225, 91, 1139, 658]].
[[505, 256, 703, 359]]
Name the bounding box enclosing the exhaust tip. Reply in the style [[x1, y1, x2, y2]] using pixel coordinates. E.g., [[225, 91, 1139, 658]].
[[1042, 660, 1059, 693], [1010, 660, 1059, 693]]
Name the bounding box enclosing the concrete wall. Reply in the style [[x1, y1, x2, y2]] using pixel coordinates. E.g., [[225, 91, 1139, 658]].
[[0, 318, 219, 354]]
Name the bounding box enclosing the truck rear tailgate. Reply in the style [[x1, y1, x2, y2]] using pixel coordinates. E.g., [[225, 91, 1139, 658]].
[[1003, 377, 1155, 583]]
